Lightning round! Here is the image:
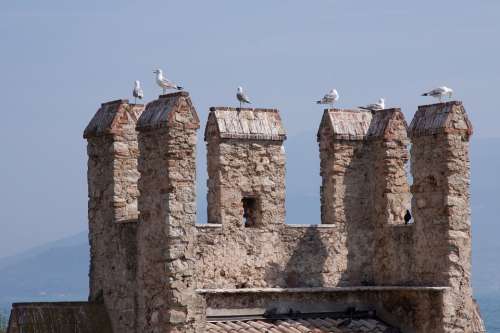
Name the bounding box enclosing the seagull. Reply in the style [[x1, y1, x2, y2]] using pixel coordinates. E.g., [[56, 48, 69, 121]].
[[359, 98, 385, 111], [236, 86, 251, 108], [421, 86, 453, 102], [132, 80, 144, 104], [316, 89, 339, 108], [153, 69, 183, 94]]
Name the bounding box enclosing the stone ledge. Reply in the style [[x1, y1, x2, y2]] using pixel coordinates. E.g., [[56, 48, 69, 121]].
[[12, 301, 94, 306], [196, 286, 450, 294], [286, 224, 338, 228], [196, 224, 223, 228]]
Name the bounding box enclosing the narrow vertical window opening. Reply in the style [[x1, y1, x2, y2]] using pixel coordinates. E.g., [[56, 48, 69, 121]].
[[242, 197, 258, 227]]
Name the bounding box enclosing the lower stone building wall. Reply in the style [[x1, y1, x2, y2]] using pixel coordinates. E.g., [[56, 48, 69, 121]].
[[7, 302, 113, 333], [198, 288, 447, 333]]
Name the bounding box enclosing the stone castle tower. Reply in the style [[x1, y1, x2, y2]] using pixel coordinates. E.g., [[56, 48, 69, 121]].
[[6, 95, 485, 333]]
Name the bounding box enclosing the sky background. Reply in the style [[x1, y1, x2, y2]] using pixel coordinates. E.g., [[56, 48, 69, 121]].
[[0, 0, 499, 258]]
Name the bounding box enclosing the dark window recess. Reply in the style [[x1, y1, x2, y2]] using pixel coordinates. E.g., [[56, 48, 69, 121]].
[[404, 209, 413, 224], [242, 197, 258, 227]]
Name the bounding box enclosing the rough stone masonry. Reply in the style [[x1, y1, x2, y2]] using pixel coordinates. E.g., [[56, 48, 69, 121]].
[[6, 94, 485, 333]]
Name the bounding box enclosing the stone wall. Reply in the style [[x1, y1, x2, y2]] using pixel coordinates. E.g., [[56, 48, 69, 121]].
[[371, 109, 413, 285], [205, 108, 286, 229], [136, 92, 201, 333], [206, 140, 286, 228], [195, 225, 347, 289], [409, 101, 475, 332], [84, 100, 143, 333], [317, 108, 412, 287]]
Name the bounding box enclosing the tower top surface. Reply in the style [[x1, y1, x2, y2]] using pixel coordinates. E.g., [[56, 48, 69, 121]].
[[318, 108, 406, 141], [205, 107, 286, 141], [84, 100, 143, 139], [409, 100, 472, 137], [136, 91, 199, 131]]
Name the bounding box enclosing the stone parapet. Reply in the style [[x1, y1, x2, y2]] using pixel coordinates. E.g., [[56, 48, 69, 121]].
[[409, 101, 474, 332], [84, 99, 143, 333], [136, 92, 200, 333], [317, 107, 412, 286], [371, 108, 412, 285], [204, 107, 286, 228]]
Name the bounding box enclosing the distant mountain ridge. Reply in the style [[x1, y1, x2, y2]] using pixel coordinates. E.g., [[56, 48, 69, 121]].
[[0, 232, 88, 310], [0, 231, 87, 270]]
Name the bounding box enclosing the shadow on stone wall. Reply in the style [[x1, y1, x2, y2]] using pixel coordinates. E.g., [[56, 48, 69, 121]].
[[269, 227, 328, 288], [341, 143, 375, 286]]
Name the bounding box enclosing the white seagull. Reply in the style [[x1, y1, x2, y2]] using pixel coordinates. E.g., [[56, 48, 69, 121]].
[[421, 86, 453, 102], [132, 80, 144, 104], [359, 98, 385, 111], [236, 86, 251, 108], [153, 69, 183, 93], [316, 89, 339, 107]]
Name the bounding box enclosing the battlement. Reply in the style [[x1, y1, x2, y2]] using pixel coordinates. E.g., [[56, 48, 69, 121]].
[[79, 97, 481, 333]]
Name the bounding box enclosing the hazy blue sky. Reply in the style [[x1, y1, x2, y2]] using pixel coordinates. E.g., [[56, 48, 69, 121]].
[[1, 0, 499, 257]]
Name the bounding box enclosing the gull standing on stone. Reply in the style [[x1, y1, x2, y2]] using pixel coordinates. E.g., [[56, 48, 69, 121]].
[[236, 86, 251, 108], [421, 86, 453, 102], [132, 80, 144, 104], [359, 98, 385, 111], [316, 89, 339, 108], [153, 69, 183, 94]]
